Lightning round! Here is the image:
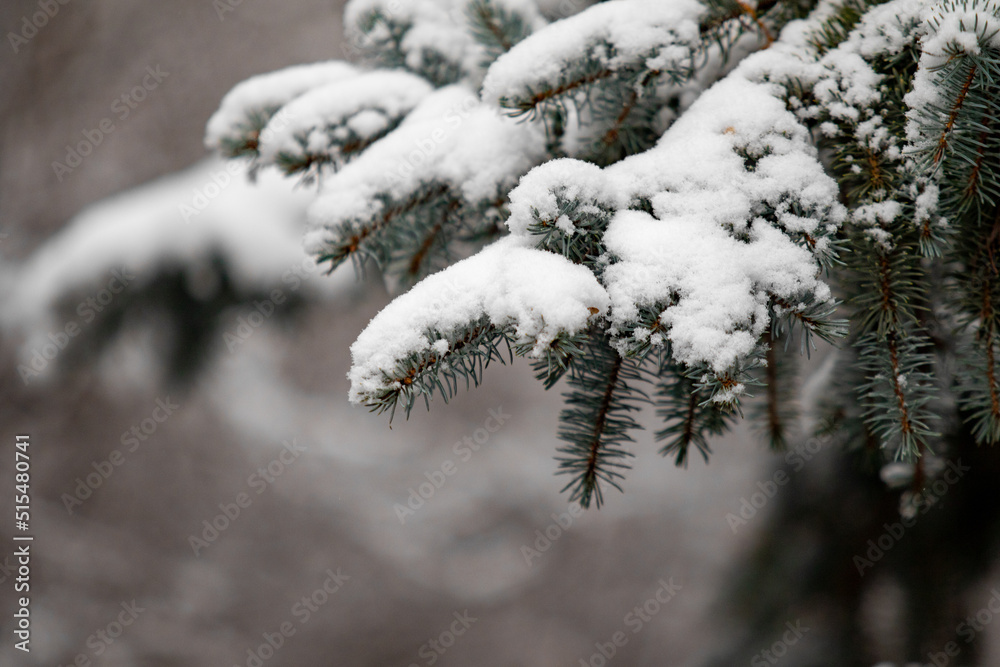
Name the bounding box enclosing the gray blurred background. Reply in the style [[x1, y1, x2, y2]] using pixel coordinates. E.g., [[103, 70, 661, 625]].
[[2, 2, 999, 666]]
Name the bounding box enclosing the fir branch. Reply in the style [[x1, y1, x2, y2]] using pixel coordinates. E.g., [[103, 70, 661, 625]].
[[466, 0, 534, 66], [764, 336, 785, 446], [956, 245, 1000, 444], [771, 294, 850, 353], [362, 317, 514, 421], [750, 329, 800, 450], [614, 304, 675, 360], [851, 232, 926, 337], [523, 191, 617, 268], [697, 351, 767, 409], [598, 87, 641, 150], [407, 218, 447, 280], [699, 0, 782, 50], [526, 330, 592, 389], [502, 66, 615, 120], [806, 0, 881, 54], [315, 184, 454, 274], [555, 334, 650, 508], [216, 107, 278, 160], [856, 329, 939, 458], [656, 355, 735, 465], [270, 121, 397, 183], [932, 62, 978, 167]]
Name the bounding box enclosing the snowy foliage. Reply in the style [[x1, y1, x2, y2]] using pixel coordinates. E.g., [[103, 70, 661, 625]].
[[3, 160, 351, 385], [207, 0, 1000, 506]]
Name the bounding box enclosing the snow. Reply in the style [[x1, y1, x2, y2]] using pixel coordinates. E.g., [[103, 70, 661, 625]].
[[905, 0, 1000, 147], [341, 5, 849, 390], [347, 235, 609, 404], [920, 0, 1000, 66], [505, 158, 621, 237], [3, 159, 350, 343], [205, 61, 358, 153], [596, 67, 842, 372], [487, 49, 843, 381], [344, 0, 546, 84], [481, 0, 705, 106], [304, 85, 546, 256], [345, 44, 843, 393], [807, 0, 927, 129], [256, 70, 434, 170]]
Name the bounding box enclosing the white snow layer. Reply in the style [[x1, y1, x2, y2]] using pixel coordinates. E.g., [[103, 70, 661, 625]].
[[505, 159, 620, 236], [348, 236, 608, 404], [304, 85, 547, 256], [601, 68, 842, 372], [905, 0, 1000, 146], [481, 0, 704, 105], [347, 41, 844, 397], [256, 69, 434, 168], [205, 61, 359, 152], [345, 0, 546, 83], [4, 159, 347, 339]]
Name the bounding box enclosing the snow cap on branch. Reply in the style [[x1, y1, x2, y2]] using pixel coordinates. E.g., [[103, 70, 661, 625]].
[[345, 0, 546, 84], [304, 85, 546, 256], [505, 158, 622, 236], [905, 0, 1000, 148], [603, 69, 843, 370], [256, 70, 434, 171], [481, 0, 704, 108], [348, 236, 609, 404], [205, 61, 359, 155]]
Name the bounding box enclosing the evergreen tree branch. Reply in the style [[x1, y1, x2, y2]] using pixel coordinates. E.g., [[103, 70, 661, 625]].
[[555, 333, 649, 508], [932, 62, 977, 167], [466, 0, 535, 66], [656, 354, 735, 465], [316, 184, 455, 274], [857, 329, 939, 458]]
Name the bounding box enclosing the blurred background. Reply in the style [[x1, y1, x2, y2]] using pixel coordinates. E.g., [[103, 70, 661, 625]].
[[2, 2, 1000, 665]]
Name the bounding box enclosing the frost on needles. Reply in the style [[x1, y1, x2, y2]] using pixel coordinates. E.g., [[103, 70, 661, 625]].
[[207, 0, 1000, 507]]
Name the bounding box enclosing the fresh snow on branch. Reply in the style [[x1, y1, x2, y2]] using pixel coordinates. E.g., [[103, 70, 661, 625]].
[[3, 160, 340, 336], [604, 65, 843, 372], [205, 61, 359, 158], [482, 0, 705, 108], [256, 70, 434, 175], [345, 0, 547, 84], [348, 235, 608, 404], [303, 85, 547, 261], [496, 56, 844, 378]]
